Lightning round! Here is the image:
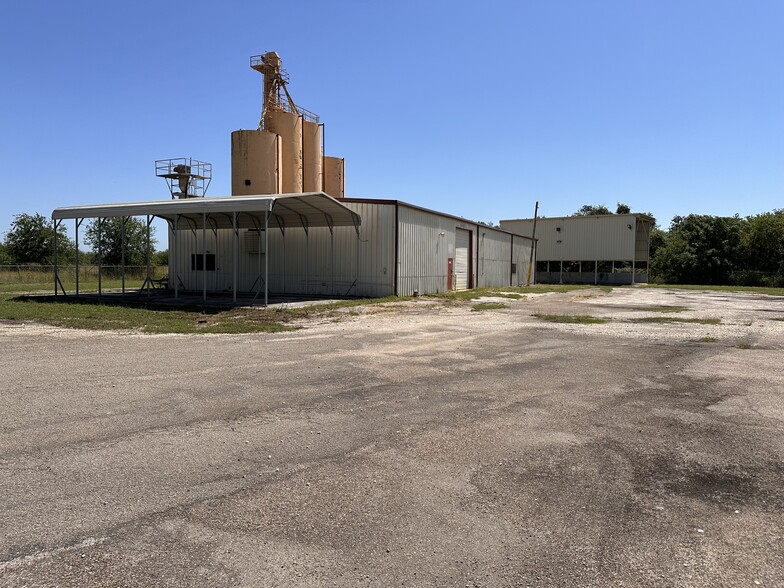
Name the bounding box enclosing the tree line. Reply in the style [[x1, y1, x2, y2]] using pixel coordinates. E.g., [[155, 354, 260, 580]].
[[0, 213, 167, 266], [575, 203, 784, 287]]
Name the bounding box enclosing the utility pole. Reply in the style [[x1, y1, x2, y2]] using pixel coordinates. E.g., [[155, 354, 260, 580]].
[[526, 201, 539, 286]]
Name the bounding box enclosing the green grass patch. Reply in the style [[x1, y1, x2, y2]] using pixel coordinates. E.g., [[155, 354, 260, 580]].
[[0, 293, 415, 334], [471, 302, 508, 311], [699, 336, 718, 343], [0, 294, 288, 334], [735, 342, 753, 349], [0, 266, 168, 294], [646, 305, 689, 313], [634, 316, 721, 325], [772, 317, 784, 322], [533, 313, 607, 324], [642, 284, 784, 297]]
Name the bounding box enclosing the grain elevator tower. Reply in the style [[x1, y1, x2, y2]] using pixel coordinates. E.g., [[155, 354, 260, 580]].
[[231, 52, 345, 198]]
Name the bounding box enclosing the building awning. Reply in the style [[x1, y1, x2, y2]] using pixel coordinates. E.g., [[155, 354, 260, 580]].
[[52, 192, 361, 232]]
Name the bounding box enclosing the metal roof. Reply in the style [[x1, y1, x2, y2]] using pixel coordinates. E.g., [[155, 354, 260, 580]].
[[52, 192, 361, 231], [499, 212, 656, 223]]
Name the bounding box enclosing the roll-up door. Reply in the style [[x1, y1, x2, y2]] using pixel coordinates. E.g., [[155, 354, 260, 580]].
[[455, 228, 471, 290]]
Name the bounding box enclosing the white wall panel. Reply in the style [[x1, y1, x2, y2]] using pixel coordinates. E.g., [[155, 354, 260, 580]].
[[500, 215, 649, 262]]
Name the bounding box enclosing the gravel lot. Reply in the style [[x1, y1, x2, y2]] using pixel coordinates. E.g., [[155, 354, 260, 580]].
[[1, 286, 783, 587]]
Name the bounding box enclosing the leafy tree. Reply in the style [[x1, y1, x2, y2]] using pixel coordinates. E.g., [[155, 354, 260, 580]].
[[84, 217, 156, 266], [4, 212, 74, 264], [616, 203, 631, 214], [574, 204, 612, 216], [741, 210, 784, 274], [650, 215, 744, 284], [0, 242, 11, 265], [152, 249, 169, 266], [648, 226, 668, 261]]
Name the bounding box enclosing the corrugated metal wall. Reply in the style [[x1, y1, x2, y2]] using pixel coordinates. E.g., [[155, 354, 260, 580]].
[[500, 215, 646, 261], [343, 201, 396, 297], [477, 229, 510, 287], [511, 236, 532, 286], [169, 202, 395, 298], [397, 205, 476, 295], [397, 205, 532, 295], [169, 201, 533, 299]]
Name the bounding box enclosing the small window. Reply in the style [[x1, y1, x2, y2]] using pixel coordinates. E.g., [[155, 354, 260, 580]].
[[191, 253, 216, 271]]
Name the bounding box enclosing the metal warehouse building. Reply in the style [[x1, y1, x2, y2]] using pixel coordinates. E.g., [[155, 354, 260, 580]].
[[53, 193, 534, 304], [500, 213, 654, 285], [170, 196, 534, 299]]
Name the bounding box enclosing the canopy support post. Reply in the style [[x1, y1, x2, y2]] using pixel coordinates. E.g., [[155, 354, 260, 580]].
[[74, 218, 82, 297], [121, 216, 127, 295], [173, 215, 179, 300], [233, 212, 238, 305], [264, 210, 269, 307], [97, 218, 102, 299], [202, 213, 207, 303]]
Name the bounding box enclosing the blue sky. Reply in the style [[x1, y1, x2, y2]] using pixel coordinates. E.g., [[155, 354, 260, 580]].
[[1, 0, 782, 246]]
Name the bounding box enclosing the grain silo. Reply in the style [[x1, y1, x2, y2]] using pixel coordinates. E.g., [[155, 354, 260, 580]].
[[230, 130, 281, 195], [302, 120, 324, 192], [323, 156, 345, 199], [231, 52, 344, 197], [265, 110, 303, 193]]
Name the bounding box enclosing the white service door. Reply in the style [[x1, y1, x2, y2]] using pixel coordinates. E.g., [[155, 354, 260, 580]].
[[455, 228, 470, 290]]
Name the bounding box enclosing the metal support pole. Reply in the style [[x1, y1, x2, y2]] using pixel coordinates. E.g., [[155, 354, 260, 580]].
[[202, 213, 207, 303], [53, 219, 58, 296], [331, 229, 335, 296], [257, 223, 262, 300], [97, 218, 102, 299], [121, 216, 126, 294], [264, 211, 269, 307], [146, 215, 152, 298], [232, 212, 238, 304], [75, 218, 80, 296], [646, 220, 651, 284], [595, 260, 598, 285], [173, 215, 179, 300], [282, 228, 286, 294], [526, 201, 539, 286], [305, 231, 309, 296], [631, 258, 636, 285]]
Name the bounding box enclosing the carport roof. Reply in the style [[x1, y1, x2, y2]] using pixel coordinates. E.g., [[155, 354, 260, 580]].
[[52, 192, 361, 230]]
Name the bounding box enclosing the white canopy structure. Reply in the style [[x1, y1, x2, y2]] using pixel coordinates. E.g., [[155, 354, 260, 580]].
[[51, 193, 362, 306]]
